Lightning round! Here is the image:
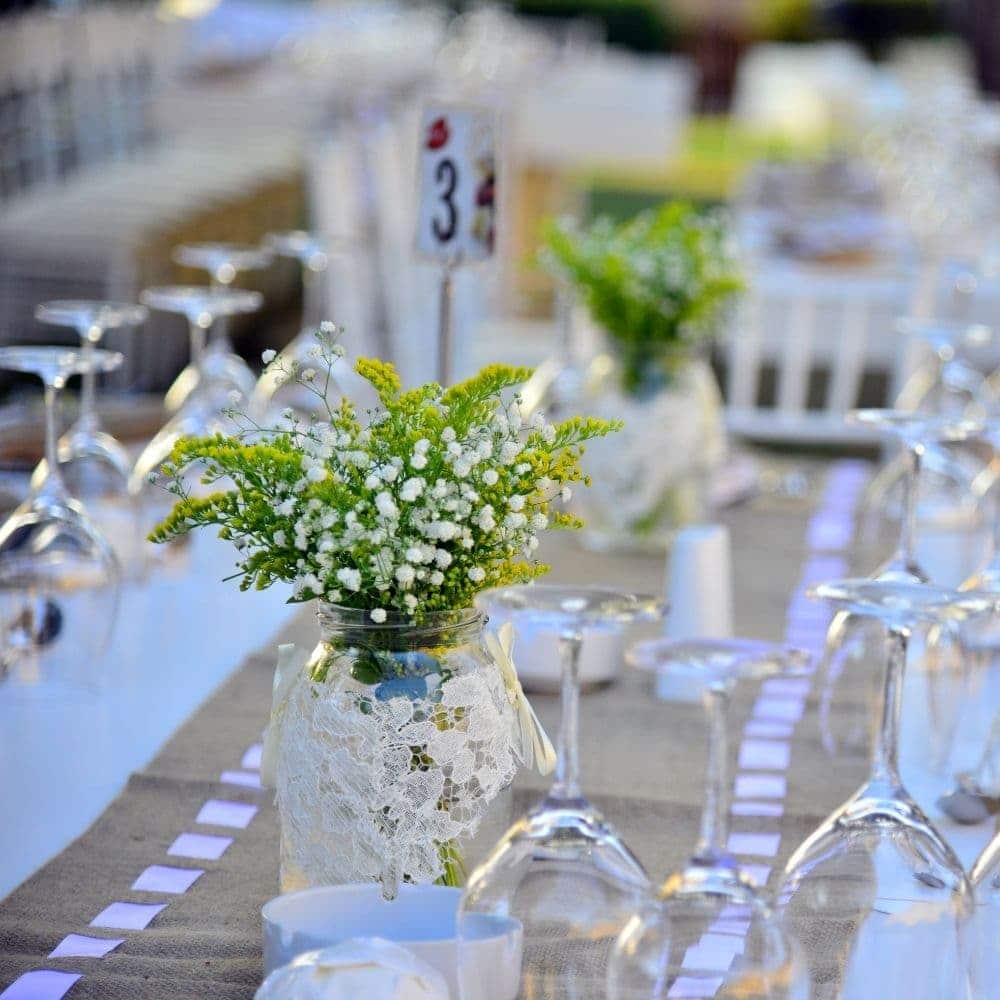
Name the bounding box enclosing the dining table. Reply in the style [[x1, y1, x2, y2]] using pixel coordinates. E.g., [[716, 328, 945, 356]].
[[0, 457, 995, 999]]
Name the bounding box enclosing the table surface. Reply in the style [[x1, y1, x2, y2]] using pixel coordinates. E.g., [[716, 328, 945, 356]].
[[0, 461, 997, 998]]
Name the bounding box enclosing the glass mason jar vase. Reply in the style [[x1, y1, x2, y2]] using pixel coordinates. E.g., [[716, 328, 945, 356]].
[[570, 341, 726, 553], [274, 603, 519, 896]]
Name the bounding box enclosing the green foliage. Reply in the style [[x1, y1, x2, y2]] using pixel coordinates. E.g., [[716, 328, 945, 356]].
[[149, 324, 620, 619], [542, 201, 743, 395]]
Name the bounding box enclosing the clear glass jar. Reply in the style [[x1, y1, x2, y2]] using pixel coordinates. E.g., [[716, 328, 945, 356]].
[[275, 603, 518, 895], [570, 342, 726, 553]]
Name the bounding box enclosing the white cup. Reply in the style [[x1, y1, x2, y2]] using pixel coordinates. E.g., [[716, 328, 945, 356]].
[[262, 883, 521, 1000], [657, 524, 733, 702]]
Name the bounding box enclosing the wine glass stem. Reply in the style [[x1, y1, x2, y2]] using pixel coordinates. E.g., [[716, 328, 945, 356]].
[[551, 630, 583, 800], [871, 626, 907, 790], [39, 379, 68, 500], [77, 324, 101, 432], [694, 686, 730, 864], [898, 442, 923, 572], [188, 320, 208, 368], [211, 269, 231, 346]]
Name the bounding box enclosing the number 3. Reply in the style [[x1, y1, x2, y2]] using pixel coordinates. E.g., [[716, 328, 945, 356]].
[[432, 158, 458, 243]]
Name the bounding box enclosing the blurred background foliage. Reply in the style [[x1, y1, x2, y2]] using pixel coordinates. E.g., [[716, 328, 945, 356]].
[[447, 0, 951, 57]]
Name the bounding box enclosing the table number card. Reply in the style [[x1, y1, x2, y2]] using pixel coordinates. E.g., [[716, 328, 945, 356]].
[[416, 105, 497, 264]]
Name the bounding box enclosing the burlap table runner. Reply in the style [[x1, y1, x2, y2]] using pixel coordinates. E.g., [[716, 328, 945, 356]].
[[0, 469, 871, 997]]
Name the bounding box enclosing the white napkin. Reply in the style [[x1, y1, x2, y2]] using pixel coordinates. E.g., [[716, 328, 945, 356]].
[[255, 939, 450, 1000]]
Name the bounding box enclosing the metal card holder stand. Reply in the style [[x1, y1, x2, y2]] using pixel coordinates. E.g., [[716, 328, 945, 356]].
[[436, 253, 463, 387]]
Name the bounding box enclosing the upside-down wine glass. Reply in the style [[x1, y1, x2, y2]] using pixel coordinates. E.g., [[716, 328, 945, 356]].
[[850, 409, 985, 583], [250, 233, 359, 423], [818, 411, 984, 764], [859, 329, 992, 575], [30, 300, 147, 570], [609, 638, 810, 1000], [459, 584, 664, 1000], [131, 287, 262, 544], [0, 347, 123, 690], [165, 242, 273, 410], [779, 578, 997, 1000]]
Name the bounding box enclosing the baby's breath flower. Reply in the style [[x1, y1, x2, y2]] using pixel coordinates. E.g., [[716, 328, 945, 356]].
[[262, 349, 277, 364], [375, 492, 398, 519], [370, 608, 387, 623], [400, 478, 424, 502]]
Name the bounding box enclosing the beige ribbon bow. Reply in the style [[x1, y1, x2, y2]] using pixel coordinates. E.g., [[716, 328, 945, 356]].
[[486, 622, 557, 776], [260, 643, 309, 789]]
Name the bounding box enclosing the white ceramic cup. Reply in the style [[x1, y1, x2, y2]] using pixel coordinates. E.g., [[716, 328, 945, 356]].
[[476, 604, 626, 692], [262, 883, 521, 1000]]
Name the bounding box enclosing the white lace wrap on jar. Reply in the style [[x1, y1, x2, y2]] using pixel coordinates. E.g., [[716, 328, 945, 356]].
[[275, 653, 520, 888]]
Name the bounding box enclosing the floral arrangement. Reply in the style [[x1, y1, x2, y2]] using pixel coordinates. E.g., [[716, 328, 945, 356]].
[[149, 324, 619, 893], [150, 323, 620, 619], [541, 201, 743, 395]]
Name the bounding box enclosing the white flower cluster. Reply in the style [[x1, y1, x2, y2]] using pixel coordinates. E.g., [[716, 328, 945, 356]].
[[271, 390, 562, 622]]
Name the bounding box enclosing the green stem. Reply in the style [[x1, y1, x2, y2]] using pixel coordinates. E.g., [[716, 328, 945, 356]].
[[436, 840, 467, 887]]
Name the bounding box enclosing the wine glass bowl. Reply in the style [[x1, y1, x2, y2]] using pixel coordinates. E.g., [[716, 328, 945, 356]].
[[251, 232, 340, 423], [140, 284, 263, 413]]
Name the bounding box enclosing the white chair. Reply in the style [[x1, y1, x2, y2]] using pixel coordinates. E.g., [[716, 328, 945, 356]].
[[723, 263, 913, 444]]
